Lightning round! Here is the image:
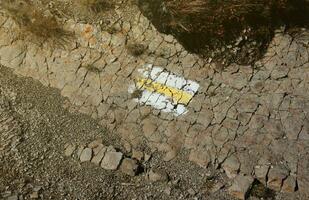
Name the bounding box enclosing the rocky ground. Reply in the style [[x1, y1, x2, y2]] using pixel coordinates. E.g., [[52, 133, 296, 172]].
[[0, 0, 309, 200], [0, 66, 233, 200]]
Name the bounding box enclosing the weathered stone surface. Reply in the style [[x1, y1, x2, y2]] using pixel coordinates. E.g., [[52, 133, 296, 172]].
[[76, 145, 84, 158], [101, 148, 123, 170], [132, 149, 144, 161], [91, 146, 107, 165], [281, 176, 296, 193], [119, 158, 139, 176], [189, 148, 211, 168], [147, 169, 169, 182], [80, 148, 92, 162], [228, 175, 254, 200], [142, 119, 157, 139], [64, 143, 76, 157], [7, 195, 18, 200], [93, 143, 105, 155], [267, 165, 290, 191], [254, 165, 270, 185], [144, 153, 152, 162], [297, 153, 309, 196], [209, 181, 225, 193], [29, 191, 39, 199], [222, 155, 240, 179], [88, 139, 103, 149], [0, 4, 308, 197], [163, 150, 177, 162], [196, 108, 213, 127], [282, 115, 303, 140]]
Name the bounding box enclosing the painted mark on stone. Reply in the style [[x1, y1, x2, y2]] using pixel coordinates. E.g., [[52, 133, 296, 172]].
[[129, 64, 199, 116]]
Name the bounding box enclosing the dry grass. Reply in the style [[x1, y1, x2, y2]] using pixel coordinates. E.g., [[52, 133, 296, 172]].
[[126, 43, 146, 56], [165, 0, 208, 16], [131, 89, 143, 99], [163, 0, 308, 40], [165, 0, 278, 39], [79, 0, 113, 13], [0, 0, 74, 48], [82, 64, 101, 73], [249, 180, 276, 199], [139, 0, 308, 64]]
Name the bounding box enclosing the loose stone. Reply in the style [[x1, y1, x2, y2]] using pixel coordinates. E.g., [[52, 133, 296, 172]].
[[93, 143, 105, 155], [64, 143, 76, 157], [88, 139, 103, 148], [119, 158, 139, 176], [163, 150, 177, 162], [222, 155, 240, 179], [132, 149, 144, 161], [91, 146, 107, 165], [29, 191, 39, 199], [80, 148, 92, 162], [188, 188, 196, 195], [164, 187, 172, 195], [147, 169, 169, 182], [254, 165, 270, 185], [76, 145, 85, 158], [267, 165, 289, 191], [228, 174, 254, 200], [281, 176, 296, 193], [144, 153, 152, 162], [101, 148, 123, 170]]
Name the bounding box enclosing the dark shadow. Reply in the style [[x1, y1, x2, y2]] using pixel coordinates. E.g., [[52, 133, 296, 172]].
[[248, 180, 276, 200], [138, 0, 309, 65]]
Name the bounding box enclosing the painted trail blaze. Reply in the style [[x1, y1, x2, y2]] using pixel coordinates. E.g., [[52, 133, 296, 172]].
[[129, 64, 199, 116], [136, 78, 193, 105]]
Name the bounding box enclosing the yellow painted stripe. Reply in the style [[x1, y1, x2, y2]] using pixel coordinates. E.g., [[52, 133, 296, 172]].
[[136, 78, 193, 104]]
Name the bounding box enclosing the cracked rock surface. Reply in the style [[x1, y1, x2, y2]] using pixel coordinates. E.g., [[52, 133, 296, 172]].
[[1, 66, 236, 200], [0, 1, 308, 199]]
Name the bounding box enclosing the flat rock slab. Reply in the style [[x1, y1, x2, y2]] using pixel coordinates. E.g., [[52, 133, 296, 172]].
[[80, 148, 92, 162], [101, 150, 123, 170]]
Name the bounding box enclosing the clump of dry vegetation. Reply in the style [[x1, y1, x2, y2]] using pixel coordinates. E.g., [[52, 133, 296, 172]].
[[82, 64, 101, 73], [126, 43, 146, 56], [79, 0, 113, 13], [138, 0, 309, 65], [0, 0, 73, 47], [131, 89, 143, 99], [249, 180, 276, 199], [163, 0, 308, 41], [73, 0, 116, 24]]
